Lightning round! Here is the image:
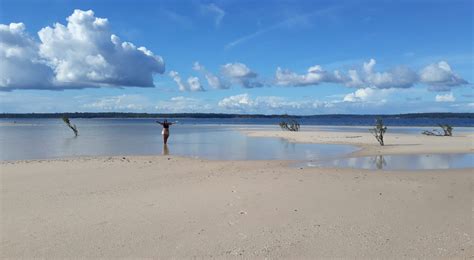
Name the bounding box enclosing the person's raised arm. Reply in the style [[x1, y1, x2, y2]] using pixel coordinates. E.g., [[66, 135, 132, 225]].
[[156, 121, 163, 126]]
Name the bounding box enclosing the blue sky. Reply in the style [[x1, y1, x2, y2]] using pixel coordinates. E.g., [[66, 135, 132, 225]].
[[0, 0, 472, 114]]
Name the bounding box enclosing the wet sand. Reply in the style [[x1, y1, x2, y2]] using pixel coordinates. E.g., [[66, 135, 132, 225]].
[[1, 129, 473, 258], [243, 128, 474, 156]]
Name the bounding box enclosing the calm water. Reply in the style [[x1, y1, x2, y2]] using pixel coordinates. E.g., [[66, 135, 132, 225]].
[[0, 118, 358, 161], [301, 154, 474, 170], [3, 115, 473, 126]]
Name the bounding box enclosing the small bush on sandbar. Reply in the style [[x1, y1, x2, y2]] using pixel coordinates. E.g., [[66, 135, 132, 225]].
[[422, 124, 453, 136], [370, 118, 387, 146], [279, 119, 300, 132]]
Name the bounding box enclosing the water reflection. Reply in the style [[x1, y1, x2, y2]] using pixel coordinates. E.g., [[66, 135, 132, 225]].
[[304, 153, 474, 170], [0, 119, 357, 161], [162, 144, 169, 155], [372, 155, 386, 170]]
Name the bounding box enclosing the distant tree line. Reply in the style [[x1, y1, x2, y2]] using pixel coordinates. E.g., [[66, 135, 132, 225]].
[[1, 112, 473, 119]]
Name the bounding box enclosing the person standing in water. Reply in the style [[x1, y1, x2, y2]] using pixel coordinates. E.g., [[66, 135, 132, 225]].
[[156, 119, 174, 144]]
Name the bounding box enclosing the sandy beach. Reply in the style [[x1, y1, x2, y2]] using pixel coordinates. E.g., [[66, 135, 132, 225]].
[[1, 128, 473, 258], [2, 0, 473, 257], [244, 127, 474, 156]]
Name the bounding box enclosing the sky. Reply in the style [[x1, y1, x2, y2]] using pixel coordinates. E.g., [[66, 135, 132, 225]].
[[0, 0, 473, 114]]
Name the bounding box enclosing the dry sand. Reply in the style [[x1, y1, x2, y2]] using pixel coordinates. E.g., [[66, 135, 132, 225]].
[[1, 129, 473, 258]]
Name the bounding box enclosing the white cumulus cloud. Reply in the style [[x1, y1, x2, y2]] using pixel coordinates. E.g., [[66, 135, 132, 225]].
[[348, 59, 418, 89], [82, 94, 150, 111], [155, 96, 212, 113], [169, 71, 186, 92], [0, 9, 165, 90], [275, 65, 343, 86], [0, 23, 54, 89], [218, 93, 332, 113], [218, 94, 255, 110], [221, 62, 263, 88], [191, 61, 261, 89], [275, 58, 466, 91], [435, 92, 455, 102], [169, 70, 204, 92], [187, 76, 204, 92], [343, 87, 394, 103], [193, 61, 228, 89], [420, 61, 468, 91]]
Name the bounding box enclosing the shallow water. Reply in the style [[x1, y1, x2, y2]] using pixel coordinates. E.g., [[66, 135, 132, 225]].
[[301, 153, 474, 170], [0, 119, 357, 161], [2, 115, 473, 126]]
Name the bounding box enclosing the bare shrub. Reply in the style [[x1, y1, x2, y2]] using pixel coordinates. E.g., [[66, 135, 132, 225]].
[[62, 116, 78, 136], [369, 118, 387, 146], [279, 119, 300, 132], [439, 124, 453, 136], [422, 124, 453, 136]]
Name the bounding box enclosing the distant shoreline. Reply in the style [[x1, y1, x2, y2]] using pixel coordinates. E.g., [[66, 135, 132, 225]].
[[2, 112, 473, 127], [1, 112, 473, 119]]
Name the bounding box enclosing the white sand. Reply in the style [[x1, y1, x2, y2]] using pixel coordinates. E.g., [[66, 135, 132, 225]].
[[1, 128, 473, 258], [243, 128, 474, 156]]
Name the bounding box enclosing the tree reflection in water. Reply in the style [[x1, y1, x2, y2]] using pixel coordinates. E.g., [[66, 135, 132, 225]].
[[303, 153, 474, 170], [371, 155, 386, 169]]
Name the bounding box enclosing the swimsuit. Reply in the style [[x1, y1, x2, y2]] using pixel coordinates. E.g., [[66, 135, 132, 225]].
[[162, 123, 170, 135]]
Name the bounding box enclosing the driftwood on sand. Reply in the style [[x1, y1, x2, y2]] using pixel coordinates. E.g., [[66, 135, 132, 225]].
[[422, 124, 453, 136]]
